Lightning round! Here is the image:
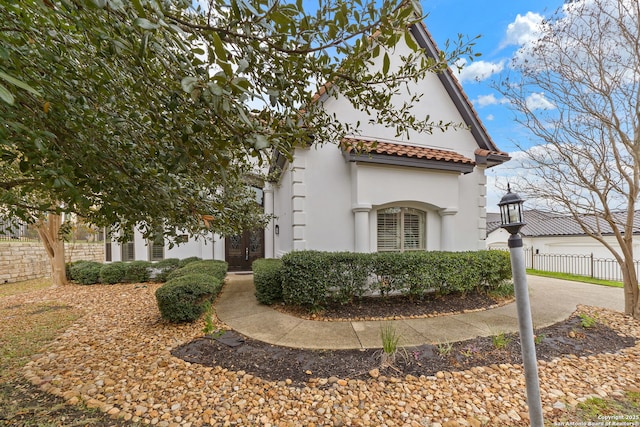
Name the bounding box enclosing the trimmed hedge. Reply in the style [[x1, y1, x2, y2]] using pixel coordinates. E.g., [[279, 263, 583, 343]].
[[279, 250, 512, 309], [252, 258, 284, 304], [152, 258, 181, 282], [167, 260, 228, 282], [99, 262, 127, 284], [178, 257, 202, 268], [69, 261, 102, 285], [155, 273, 223, 323], [123, 260, 152, 283]]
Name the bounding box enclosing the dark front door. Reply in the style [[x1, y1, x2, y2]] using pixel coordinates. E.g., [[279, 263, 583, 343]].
[[225, 229, 264, 271]]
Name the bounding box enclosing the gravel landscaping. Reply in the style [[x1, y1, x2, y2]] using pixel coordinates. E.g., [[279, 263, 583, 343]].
[[3, 281, 640, 427]]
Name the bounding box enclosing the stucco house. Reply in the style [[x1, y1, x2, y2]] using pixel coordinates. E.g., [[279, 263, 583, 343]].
[[107, 21, 509, 271]]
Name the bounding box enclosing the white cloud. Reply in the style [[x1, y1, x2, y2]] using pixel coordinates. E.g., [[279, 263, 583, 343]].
[[486, 114, 495, 121], [502, 12, 544, 48], [455, 59, 505, 83], [473, 93, 510, 108], [525, 93, 555, 110], [475, 94, 499, 107]]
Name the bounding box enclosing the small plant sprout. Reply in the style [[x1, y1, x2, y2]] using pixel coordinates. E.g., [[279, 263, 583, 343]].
[[436, 340, 453, 357], [578, 313, 597, 328], [460, 344, 479, 358], [534, 333, 546, 345], [202, 302, 216, 336], [379, 322, 401, 366], [492, 332, 511, 350]]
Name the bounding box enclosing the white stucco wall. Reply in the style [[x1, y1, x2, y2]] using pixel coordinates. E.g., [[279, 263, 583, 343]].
[[267, 30, 493, 255]]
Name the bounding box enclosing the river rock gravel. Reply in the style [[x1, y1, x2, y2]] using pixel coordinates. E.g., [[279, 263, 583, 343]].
[[5, 282, 640, 427]]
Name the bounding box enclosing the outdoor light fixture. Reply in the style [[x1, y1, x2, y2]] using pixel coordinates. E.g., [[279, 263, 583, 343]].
[[274, 225, 279, 235], [498, 185, 544, 427], [499, 184, 525, 235]]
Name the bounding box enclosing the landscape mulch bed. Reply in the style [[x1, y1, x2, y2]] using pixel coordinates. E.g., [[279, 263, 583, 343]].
[[173, 293, 637, 386]]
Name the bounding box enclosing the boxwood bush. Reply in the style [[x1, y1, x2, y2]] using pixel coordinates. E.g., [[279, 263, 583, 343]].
[[167, 260, 228, 282], [155, 273, 223, 323], [252, 258, 284, 304], [69, 261, 102, 285], [99, 262, 127, 284], [123, 260, 152, 283], [178, 256, 202, 268], [280, 250, 512, 309]]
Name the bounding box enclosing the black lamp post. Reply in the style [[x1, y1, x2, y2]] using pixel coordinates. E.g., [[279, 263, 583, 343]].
[[498, 185, 544, 427]]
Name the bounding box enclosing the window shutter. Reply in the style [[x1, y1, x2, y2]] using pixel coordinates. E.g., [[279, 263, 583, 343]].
[[377, 209, 400, 251], [403, 209, 425, 250]]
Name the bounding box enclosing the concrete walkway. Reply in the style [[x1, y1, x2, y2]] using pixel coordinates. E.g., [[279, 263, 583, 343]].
[[215, 274, 625, 350]]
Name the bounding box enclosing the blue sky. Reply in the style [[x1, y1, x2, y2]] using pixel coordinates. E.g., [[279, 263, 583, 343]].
[[421, 0, 566, 209], [424, 0, 563, 154]]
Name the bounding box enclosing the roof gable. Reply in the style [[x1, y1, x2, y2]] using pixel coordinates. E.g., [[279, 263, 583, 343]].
[[408, 23, 506, 157]]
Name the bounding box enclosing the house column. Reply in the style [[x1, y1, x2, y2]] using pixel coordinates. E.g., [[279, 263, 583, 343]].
[[212, 233, 225, 261], [439, 208, 457, 251], [352, 203, 372, 253], [263, 182, 275, 258]]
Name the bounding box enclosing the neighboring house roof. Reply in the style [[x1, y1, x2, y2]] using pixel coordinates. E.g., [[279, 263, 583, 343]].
[[340, 138, 475, 174], [487, 209, 640, 237]]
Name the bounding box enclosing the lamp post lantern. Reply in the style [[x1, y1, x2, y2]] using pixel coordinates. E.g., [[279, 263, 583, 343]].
[[498, 185, 544, 427]]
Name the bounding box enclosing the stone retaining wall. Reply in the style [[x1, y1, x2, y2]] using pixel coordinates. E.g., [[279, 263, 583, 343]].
[[0, 242, 104, 284]]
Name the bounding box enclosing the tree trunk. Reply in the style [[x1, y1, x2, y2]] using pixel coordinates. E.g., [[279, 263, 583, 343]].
[[621, 259, 640, 319], [36, 213, 68, 286]]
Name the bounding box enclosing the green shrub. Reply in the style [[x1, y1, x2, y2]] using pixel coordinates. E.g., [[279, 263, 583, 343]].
[[66, 260, 90, 281], [123, 260, 152, 283], [325, 252, 371, 304], [281, 251, 330, 309], [152, 258, 181, 282], [253, 258, 284, 304], [99, 262, 127, 284], [69, 261, 102, 285], [279, 250, 513, 311], [178, 256, 202, 268], [155, 273, 223, 323], [167, 260, 228, 282]]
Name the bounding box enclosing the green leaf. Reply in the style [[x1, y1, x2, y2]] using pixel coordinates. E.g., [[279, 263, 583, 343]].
[[131, 0, 146, 17], [404, 31, 418, 51], [382, 52, 390, 75], [0, 83, 15, 105], [181, 76, 198, 93], [134, 18, 159, 30], [210, 32, 227, 61], [0, 71, 40, 97]]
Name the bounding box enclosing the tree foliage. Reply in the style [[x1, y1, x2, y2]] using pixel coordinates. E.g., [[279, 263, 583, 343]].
[[1, 0, 475, 245], [496, 0, 640, 317]]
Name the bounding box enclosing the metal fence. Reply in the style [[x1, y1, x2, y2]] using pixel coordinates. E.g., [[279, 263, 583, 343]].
[[523, 248, 640, 282], [0, 219, 104, 243]]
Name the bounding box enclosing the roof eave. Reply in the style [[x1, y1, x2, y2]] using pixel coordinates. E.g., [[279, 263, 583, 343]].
[[343, 151, 475, 174]]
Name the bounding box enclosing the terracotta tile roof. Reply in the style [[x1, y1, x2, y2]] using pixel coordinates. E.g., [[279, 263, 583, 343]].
[[341, 138, 474, 165]]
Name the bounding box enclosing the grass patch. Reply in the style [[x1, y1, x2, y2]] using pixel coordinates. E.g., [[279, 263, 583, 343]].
[[548, 391, 640, 426], [0, 278, 54, 298], [527, 269, 623, 288], [0, 301, 83, 382], [0, 281, 137, 426]]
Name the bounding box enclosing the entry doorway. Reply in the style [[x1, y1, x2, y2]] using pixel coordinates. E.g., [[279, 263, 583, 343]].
[[225, 229, 265, 271]]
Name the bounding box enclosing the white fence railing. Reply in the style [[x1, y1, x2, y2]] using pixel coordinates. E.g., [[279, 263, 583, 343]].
[[523, 249, 640, 282]]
